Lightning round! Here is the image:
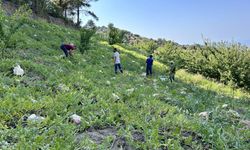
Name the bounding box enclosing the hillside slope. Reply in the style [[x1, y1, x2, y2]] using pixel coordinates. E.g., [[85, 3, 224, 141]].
[[0, 14, 250, 149]]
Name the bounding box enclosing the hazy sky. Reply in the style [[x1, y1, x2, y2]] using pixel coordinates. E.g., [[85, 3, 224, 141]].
[[81, 0, 250, 45]]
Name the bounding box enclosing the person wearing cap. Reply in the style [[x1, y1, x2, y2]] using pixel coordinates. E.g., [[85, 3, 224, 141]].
[[169, 61, 176, 82], [60, 43, 76, 57], [146, 55, 154, 76]]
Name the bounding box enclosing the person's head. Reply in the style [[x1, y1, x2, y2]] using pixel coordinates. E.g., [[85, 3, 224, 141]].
[[113, 48, 118, 52], [170, 61, 174, 65], [69, 43, 76, 49], [149, 55, 153, 58]]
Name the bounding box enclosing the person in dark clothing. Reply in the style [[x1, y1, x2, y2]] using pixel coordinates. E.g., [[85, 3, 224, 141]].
[[60, 44, 76, 57], [169, 61, 176, 82], [146, 55, 153, 76]]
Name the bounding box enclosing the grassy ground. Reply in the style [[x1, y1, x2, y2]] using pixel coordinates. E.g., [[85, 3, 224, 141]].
[[0, 17, 249, 150]]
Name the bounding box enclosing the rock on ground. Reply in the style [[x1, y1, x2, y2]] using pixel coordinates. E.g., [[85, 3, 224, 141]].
[[13, 65, 24, 76], [199, 111, 209, 120], [112, 93, 120, 100], [222, 104, 229, 109], [70, 114, 81, 125], [27, 114, 45, 122]]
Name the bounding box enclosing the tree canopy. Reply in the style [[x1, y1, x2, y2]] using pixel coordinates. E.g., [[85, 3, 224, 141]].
[[4, 0, 98, 26]]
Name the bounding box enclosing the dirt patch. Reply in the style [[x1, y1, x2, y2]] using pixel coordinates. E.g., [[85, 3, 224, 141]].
[[5, 118, 18, 129], [181, 130, 212, 150], [132, 131, 145, 142], [76, 127, 140, 149], [19, 71, 46, 88], [76, 127, 117, 144], [86, 127, 117, 144], [159, 110, 169, 118], [240, 120, 250, 129], [111, 137, 132, 150], [26, 70, 45, 80]]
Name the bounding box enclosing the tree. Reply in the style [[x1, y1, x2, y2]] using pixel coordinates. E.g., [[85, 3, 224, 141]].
[[70, 0, 98, 26], [79, 20, 96, 53], [51, 0, 71, 18], [108, 23, 118, 45], [30, 0, 49, 15], [108, 23, 125, 45], [5, 0, 99, 26]]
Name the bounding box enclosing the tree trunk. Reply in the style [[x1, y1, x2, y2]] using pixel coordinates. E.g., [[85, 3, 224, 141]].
[[77, 6, 80, 26], [64, 9, 67, 18], [32, 0, 38, 14]]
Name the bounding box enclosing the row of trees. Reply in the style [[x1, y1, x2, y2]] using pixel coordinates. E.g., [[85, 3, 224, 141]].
[[155, 40, 250, 90], [3, 0, 98, 26], [104, 24, 250, 90]]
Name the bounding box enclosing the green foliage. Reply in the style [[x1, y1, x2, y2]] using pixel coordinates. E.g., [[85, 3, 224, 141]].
[[156, 40, 185, 67], [4, 0, 98, 26], [79, 20, 96, 53], [155, 40, 250, 90], [0, 8, 249, 149], [0, 4, 32, 58], [134, 39, 159, 54], [6, 0, 52, 16], [45, 1, 63, 18], [0, 23, 4, 40], [108, 23, 125, 45]]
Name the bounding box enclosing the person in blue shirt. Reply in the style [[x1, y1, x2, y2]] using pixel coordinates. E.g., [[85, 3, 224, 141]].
[[146, 55, 153, 76]]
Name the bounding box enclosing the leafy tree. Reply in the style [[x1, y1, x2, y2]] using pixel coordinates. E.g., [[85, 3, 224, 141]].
[[108, 23, 118, 45], [108, 23, 125, 45], [156, 40, 184, 67], [79, 20, 96, 53], [154, 39, 250, 90], [5, 0, 99, 27], [70, 0, 98, 26], [51, 0, 71, 18]]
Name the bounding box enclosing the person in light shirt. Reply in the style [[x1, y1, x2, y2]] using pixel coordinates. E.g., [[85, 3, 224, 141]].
[[113, 48, 123, 74]]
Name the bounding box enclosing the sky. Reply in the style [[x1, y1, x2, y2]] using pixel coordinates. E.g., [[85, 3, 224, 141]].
[[81, 0, 250, 45]]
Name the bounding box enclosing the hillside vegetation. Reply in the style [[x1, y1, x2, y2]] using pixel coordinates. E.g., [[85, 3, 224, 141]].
[[0, 5, 250, 150], [97, 23, 250, 90]]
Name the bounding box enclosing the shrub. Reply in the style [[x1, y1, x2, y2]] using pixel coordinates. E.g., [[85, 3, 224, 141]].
[[108, 23, 125, 45], [79, 20, 96, 53], [155, 40, 250, 90], [0, 4, 32, 58]]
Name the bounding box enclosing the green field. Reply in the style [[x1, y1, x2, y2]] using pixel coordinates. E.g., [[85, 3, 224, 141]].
[[0, 10, 250, 150]]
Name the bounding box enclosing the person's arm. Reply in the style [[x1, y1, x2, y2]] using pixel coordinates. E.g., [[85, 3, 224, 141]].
[[113, 54, 116, 63], [70, 45, 76, 50], [68, 45, 76, 56]]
